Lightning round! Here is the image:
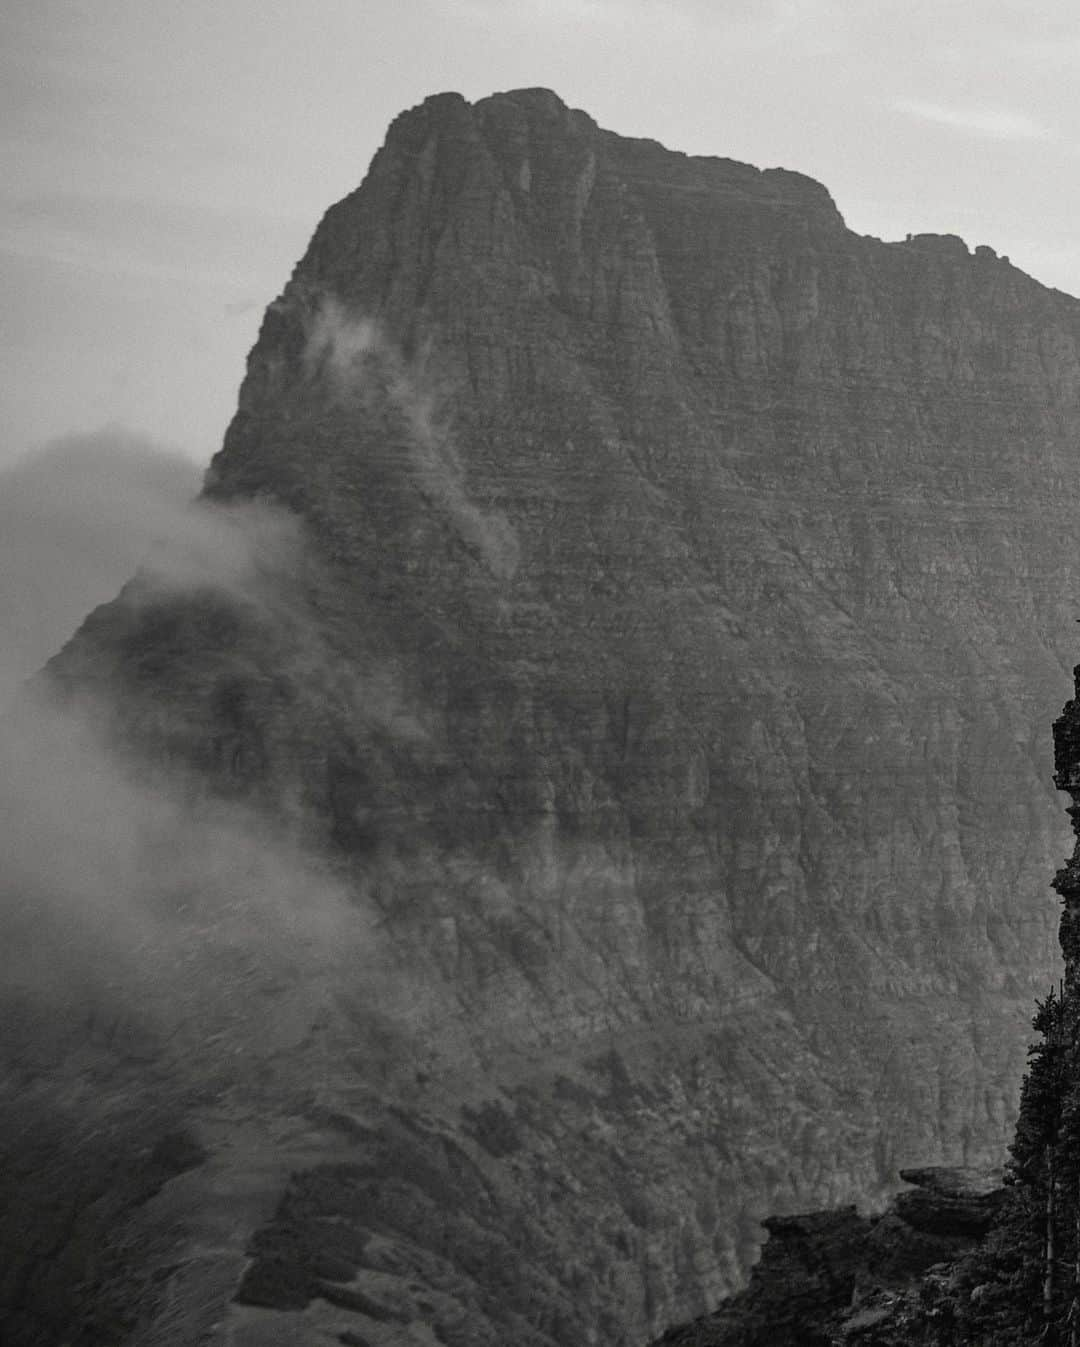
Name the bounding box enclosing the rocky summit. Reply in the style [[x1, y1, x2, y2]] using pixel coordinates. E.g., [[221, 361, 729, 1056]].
[[3, 87, 1080, 1345]]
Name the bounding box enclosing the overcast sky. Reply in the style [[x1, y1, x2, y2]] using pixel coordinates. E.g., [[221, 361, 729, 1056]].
[[3, 0, 1078, 468]]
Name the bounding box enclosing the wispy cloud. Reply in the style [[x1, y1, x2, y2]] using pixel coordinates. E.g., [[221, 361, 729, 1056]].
[[443, 0, 629, 25], [441, 0, 838, 43], [0, 190, 303, 290], [893, 98, 1052, 141], [303, 295, 520, 581]]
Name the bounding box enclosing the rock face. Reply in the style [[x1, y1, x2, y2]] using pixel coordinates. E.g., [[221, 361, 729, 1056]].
[[4, 87, 1080, 1344], [653, 1168, 1005, 1346]]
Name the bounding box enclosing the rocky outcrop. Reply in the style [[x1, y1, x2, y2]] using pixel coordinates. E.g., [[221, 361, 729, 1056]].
[[4, 88, 1080, 1343], [655, 1206, 874, 1347], [654, 1168, 1005, 1347]]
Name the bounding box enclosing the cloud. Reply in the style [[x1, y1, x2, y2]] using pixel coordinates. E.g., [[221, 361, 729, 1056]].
[[0, 429, 200, 706], [893, 98, 1052, 141], [0, 427, 311, 713], [0, 432, 391, 1089], [442, 0, 630, 26], [440, 0, 829, 36], [0, 190, 302, 290], [0, 679, 372, 1082], [304, 298, 379, 380], [303, 295, 520, 581]]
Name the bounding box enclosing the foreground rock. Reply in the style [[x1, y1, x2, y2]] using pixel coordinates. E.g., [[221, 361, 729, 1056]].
[[654, 1168, 1005, 1347]]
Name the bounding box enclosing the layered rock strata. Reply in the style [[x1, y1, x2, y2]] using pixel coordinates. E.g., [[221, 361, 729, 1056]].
[[4, 87, 1080, 1344]]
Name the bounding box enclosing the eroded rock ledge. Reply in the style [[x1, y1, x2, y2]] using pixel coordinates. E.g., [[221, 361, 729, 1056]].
[[652, 1167, 1005, 1347]]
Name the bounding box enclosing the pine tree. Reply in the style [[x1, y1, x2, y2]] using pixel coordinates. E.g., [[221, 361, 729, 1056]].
[[1009, 985, 1078, 1344]]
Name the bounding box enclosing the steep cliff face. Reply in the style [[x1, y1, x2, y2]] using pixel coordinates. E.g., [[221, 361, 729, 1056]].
[[660, 671, 1080, 1347], [6, 88, 1080, 1344]]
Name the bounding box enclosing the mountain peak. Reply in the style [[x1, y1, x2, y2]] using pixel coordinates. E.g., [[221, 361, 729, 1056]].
[[9, 87, 1080, 1346]]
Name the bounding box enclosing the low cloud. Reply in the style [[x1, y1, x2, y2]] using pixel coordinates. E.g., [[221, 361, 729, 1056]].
[[0, 429, 199, 706], [0, 434, 385, 1088], [303, 295, 520, 581], [304, 298, 379, 380], [0, 427, 304, 710], [0, 682, 371, 1085]]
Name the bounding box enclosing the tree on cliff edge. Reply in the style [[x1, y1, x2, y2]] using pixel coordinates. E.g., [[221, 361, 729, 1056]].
[[1007, 984, 1080, 1345]]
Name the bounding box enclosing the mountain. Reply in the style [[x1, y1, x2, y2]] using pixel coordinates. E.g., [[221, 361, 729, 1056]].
[[3, 87, 1080, 1346], [658, 673, 1080, 1346]]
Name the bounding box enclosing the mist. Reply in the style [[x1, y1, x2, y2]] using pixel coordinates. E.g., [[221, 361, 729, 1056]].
[[305, 294, 520, 580], [0, 429, 201, 706], [0, 688, 364, 1076], [0, 430, 386, 1097]]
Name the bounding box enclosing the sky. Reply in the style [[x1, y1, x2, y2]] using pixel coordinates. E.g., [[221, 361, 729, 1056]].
[[3, 0, 1079, 468]]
